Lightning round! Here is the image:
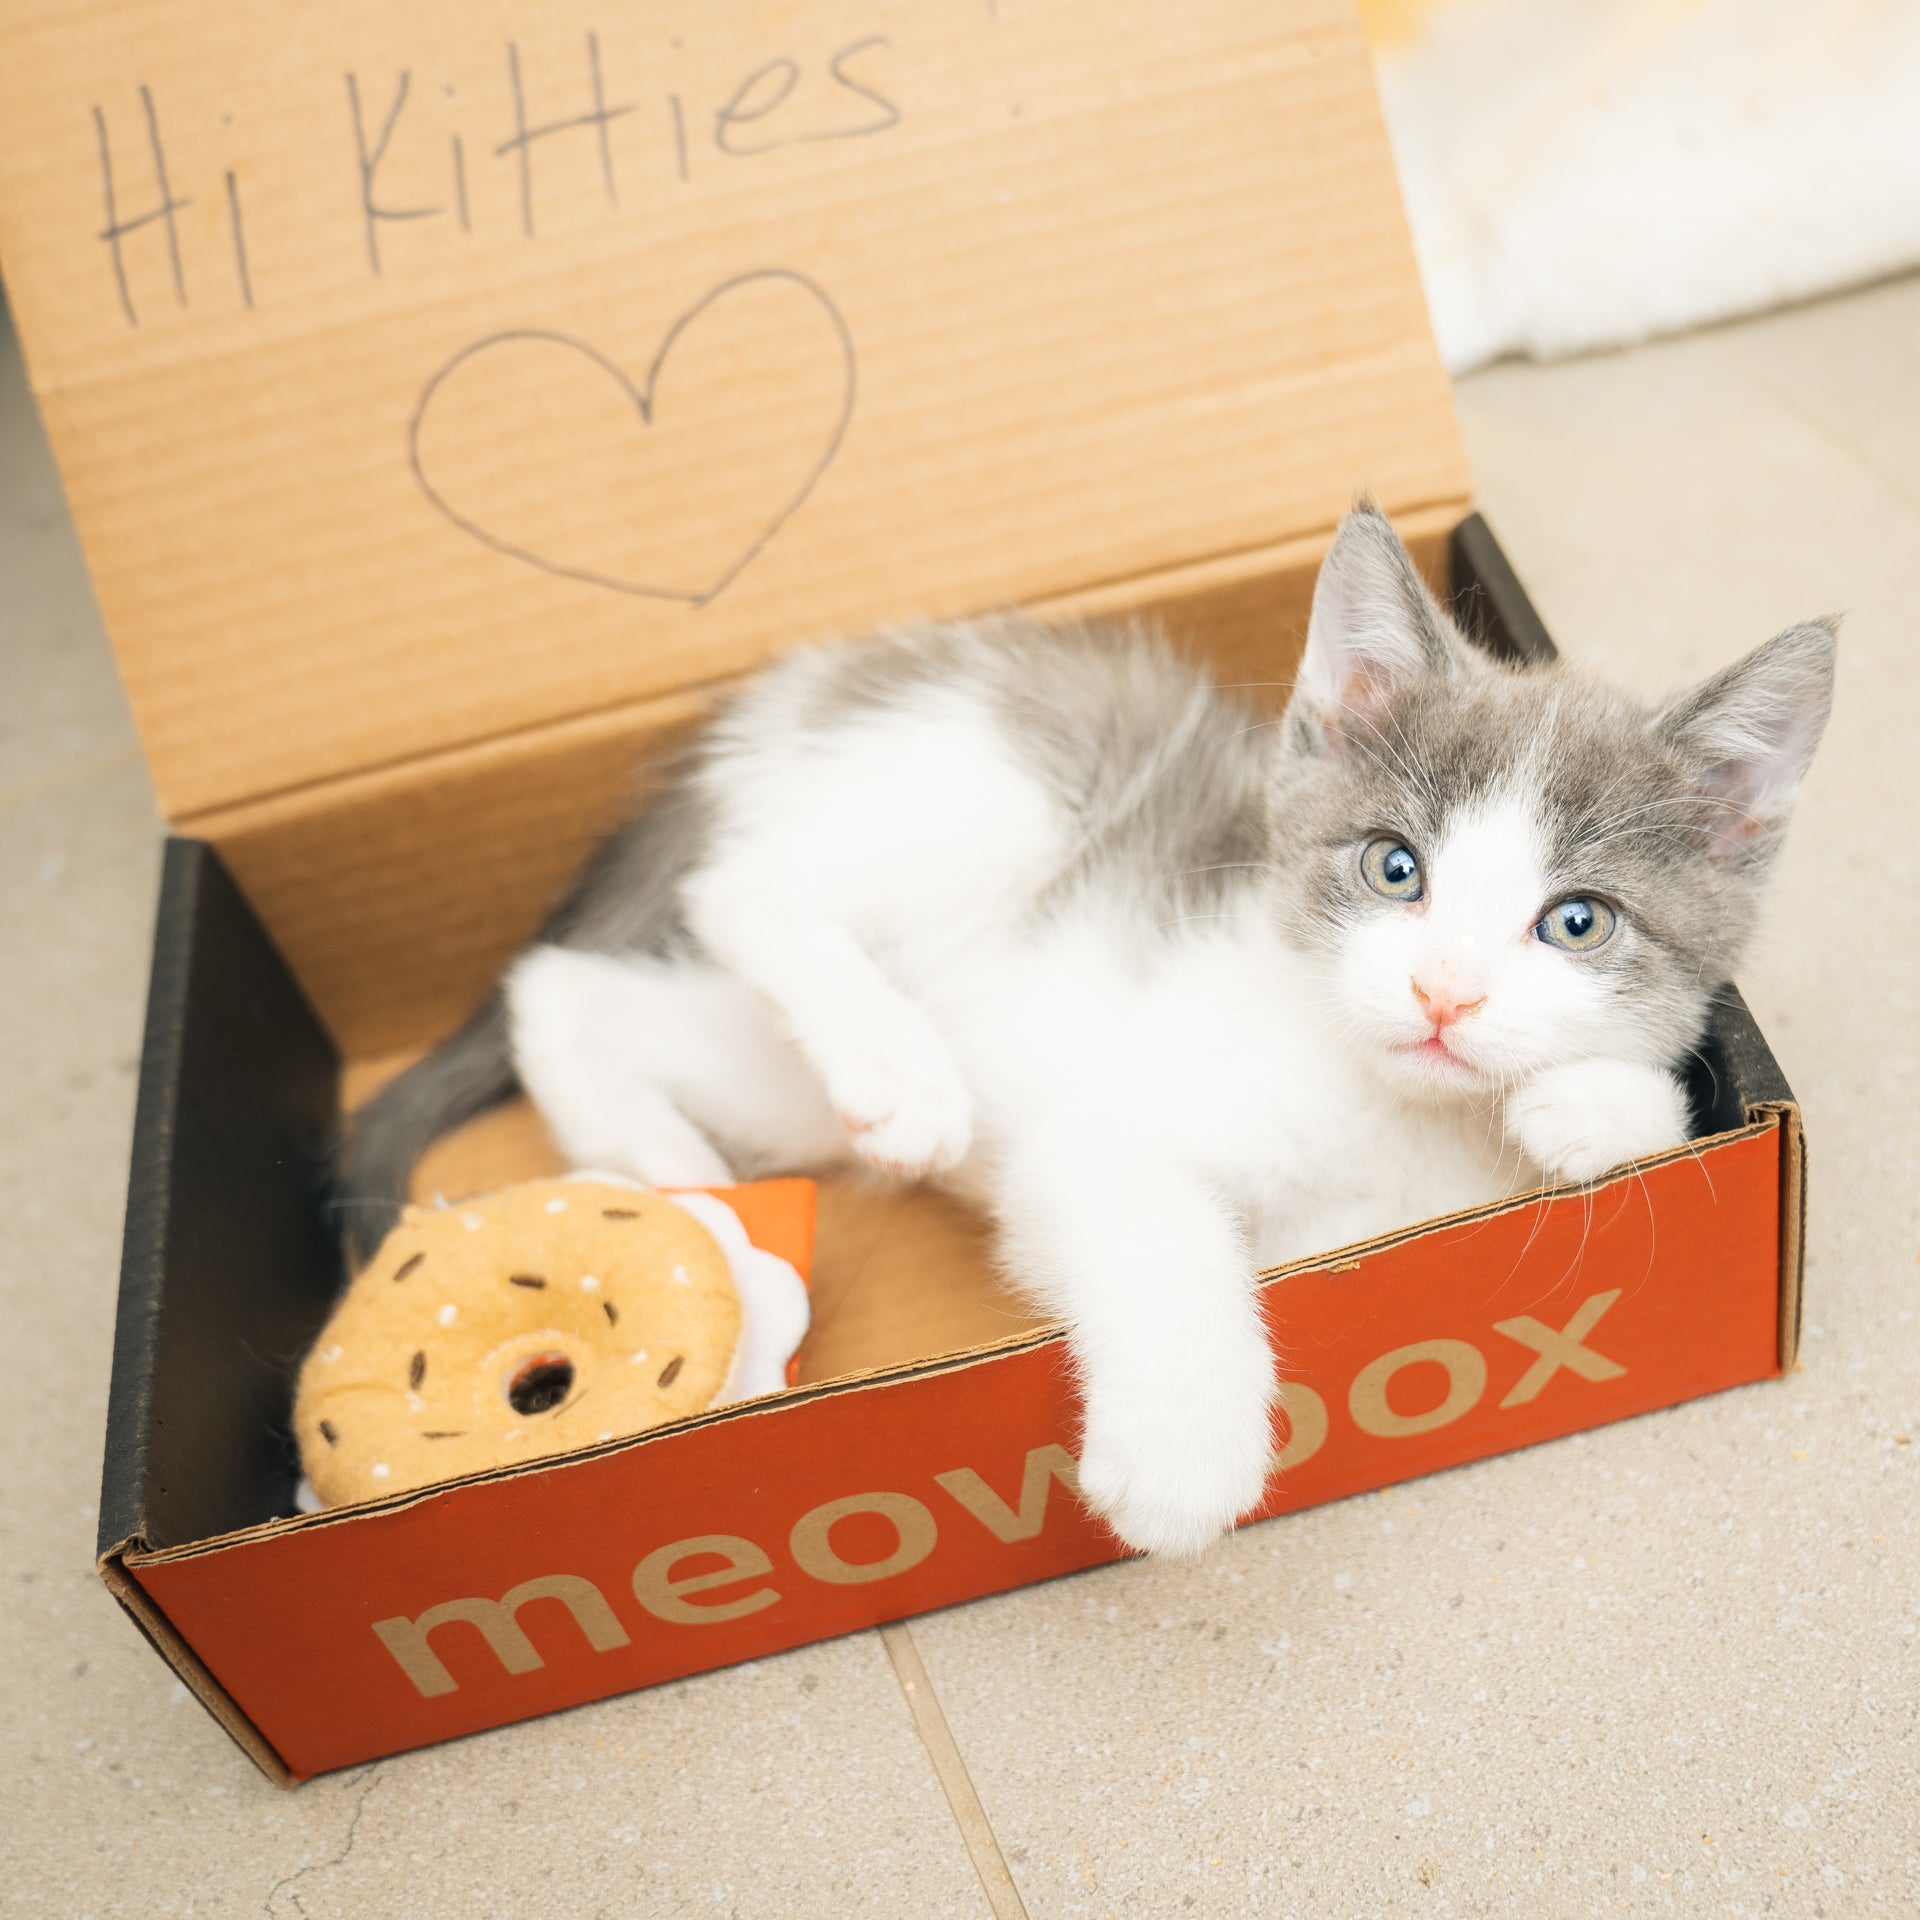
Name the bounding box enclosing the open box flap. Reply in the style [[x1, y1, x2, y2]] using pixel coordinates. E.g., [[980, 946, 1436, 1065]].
[[0, 0, 1468, 822]]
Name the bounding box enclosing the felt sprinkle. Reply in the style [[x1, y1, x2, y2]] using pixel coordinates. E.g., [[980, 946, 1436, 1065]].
[[462, 1213, 483, 1231], [657, 1355, 684, 1389], [671, 1265, 691, 1287], [504, 1429, 523, 1443], [370, 1462, 390, 1480], [421, 1430, 464, 1440], [405, 1392, 426, 1412], [393, 1252, 425, 1282], [320, 1345, 342, 1365], [602, 1207, 639, 1219], [602, 1300, 619, 1327], [437, 1304, 458, 1327], [628, 1349, 650, 1365], [508, 1274, 547, 1290], [597, 1431, 614, 1442], [545, 1197, 568, 1214], [580, 1274, 601, 1293], [318, 1420, 338, 1447]]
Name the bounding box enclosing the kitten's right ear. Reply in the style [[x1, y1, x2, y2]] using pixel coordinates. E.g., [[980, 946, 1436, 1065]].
[[1653, 619, 1837, 868], [1290, 504, 1460, 756]]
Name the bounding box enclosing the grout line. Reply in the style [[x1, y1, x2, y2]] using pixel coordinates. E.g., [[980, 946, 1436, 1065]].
[[880, 1622, 1031, 1920]]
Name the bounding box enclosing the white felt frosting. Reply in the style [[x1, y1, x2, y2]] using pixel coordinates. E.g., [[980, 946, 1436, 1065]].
[[660, 1188, 812, 1403], [566, 1173, 809, 1405]]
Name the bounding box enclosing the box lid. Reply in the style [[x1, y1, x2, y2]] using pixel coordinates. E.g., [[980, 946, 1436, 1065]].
[[0, 0, 1468, 822]]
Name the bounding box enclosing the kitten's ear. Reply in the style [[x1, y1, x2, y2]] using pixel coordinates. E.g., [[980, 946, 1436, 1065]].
[[1290, 504, 1461, 755], [1653, 620, 1837, 867]]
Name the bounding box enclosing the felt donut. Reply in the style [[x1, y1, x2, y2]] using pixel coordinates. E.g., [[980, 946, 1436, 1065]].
[[294, 1177, 807, 1507]]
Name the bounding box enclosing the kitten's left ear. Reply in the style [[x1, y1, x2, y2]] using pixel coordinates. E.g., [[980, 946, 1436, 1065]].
[[1654, 620, 1837, 867]]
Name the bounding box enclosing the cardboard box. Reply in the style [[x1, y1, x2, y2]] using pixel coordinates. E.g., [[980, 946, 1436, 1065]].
[[0, 1, 1804, 1784]]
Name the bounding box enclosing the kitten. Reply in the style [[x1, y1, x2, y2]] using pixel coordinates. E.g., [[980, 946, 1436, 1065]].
[[341, 506, 1834, 1557]]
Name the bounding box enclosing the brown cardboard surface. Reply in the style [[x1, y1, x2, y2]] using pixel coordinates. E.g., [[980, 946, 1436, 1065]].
[[195, 512, 1452, 1059], [409, 1087, 567, 1199], [0, 0, 1467, 823], [802, 1181, 1051, 1383]]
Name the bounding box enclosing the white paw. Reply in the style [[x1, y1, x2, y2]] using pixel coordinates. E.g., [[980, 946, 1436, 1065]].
[[820, 1008, 973, 1178], [1076, 1348, 1277, 1559], [1506, 1058, 1690, 1185]]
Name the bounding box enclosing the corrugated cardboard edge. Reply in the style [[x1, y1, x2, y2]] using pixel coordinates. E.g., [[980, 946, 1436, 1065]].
[[98, 842, 200, 1562], [123, 1327, 1067, 1567], [1447, 510, 1555, 666], [97, 1539, 297, 1789], [1766, 1100, 1807, 1373]]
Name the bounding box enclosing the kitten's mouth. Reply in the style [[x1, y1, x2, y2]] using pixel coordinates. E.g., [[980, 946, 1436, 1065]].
[[1396, 1035, 1476, 1074]]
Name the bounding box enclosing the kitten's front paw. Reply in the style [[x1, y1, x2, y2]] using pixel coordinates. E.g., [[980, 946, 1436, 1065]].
[[1506, 1059, 1690, 1185], [1077, 1354, 1276, 1559], [821, 1005, 974, 1178]]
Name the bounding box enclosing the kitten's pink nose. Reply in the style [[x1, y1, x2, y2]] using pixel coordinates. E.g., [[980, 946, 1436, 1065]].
[[1411, 977, 1486, 1029]]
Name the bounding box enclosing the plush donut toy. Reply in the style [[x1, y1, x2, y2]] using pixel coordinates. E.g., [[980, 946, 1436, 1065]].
[[294, 1177, 809, 1508]]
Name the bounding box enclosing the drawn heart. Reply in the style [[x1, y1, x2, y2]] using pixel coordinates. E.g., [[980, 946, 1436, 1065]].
[[409, 269, 855, 606]]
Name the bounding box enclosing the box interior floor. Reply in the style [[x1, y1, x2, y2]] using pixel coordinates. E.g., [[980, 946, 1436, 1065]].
[[101, 512, 1789, 1568]]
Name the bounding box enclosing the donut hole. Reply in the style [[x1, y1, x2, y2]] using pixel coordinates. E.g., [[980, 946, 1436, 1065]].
[[505, 1352, 575, 1416]]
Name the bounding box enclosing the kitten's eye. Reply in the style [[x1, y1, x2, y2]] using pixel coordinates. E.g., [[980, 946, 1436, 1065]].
[[1360, 837, 1423, 901], [1535, 896, 1616, 952]]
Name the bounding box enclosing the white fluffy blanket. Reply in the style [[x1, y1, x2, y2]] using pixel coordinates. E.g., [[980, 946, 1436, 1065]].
[[1369, 0, 1920, 372]]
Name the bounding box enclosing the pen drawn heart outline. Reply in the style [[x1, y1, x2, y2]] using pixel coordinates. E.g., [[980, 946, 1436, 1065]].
[[408, 267, 857, 607]]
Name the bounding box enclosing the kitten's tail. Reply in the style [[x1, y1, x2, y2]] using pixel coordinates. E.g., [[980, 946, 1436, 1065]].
[[335, 993, 517, 1268]]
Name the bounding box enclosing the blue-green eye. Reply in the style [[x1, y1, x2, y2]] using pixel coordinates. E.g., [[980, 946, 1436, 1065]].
[[1536, 896, 1616, 952], [1360, 837, 1423, 901]]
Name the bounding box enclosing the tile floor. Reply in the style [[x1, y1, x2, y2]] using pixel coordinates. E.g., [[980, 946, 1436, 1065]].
[[3, 275, 1917, 1917]]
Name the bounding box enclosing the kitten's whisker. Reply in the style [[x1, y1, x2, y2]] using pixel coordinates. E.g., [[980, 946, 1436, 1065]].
[[1153, 910, 1241, 932], [1161, 861, 1276, 881], [1507, 1149, 1564, 1276], [1626, 1157, 1660, 1294]]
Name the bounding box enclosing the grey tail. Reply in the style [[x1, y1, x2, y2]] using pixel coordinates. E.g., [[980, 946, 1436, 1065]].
[[335, 993, 517, 1268]]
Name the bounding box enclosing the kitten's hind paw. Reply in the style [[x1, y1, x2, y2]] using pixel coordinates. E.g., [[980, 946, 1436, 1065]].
[[1506, 1059, 1689, 1185]]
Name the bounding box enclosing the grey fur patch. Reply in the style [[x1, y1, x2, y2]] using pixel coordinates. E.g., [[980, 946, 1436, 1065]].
[[335, 993, 516, 1266], [540, 744, 717, 959], [720, 613, 1278, 929]]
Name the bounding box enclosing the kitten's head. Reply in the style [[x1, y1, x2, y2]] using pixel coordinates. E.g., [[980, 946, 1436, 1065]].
[[1270, 505, 1834, 1102]]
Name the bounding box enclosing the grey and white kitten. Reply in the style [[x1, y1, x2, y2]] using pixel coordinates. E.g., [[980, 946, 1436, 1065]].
[[343, 506, 1834, 1557]]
